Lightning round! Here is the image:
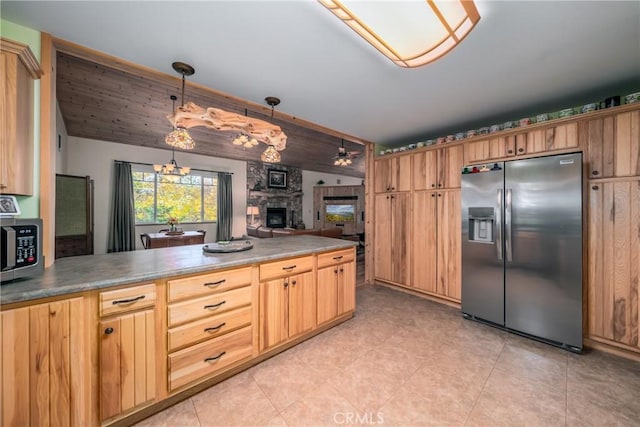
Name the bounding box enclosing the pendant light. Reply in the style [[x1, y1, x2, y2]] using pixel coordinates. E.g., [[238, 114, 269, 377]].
[[155, 95, 191, 179], [233, 108, 260, 148], [261, 96, 282, 163], [165, 62, 196, 150], [334, 139, 353, 166]]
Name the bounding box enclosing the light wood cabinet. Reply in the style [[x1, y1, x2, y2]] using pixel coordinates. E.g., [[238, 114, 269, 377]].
[[168, 326, 253, 392], [412, 145, 463, 190], [587, 179, 640, 351], [100, 309, 156, 421], [98, 284, 156, 422], [1, 297, 88, 426], [374, 154, 411, 193], [374, 193, 410, 285], [463, 123, 578, 165], [259, 270, 315, 351], [464, 135, 516, 164], [411, 190, 461, 301], [0, 39, 42, 195], [586, 111, 640, 179], [317, 248, 356, 325], [517, 122, 578, 155], [166, 267, 254, 393]]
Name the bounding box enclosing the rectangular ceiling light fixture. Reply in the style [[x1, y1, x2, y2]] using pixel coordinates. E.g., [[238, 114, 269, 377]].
[[319, 0, 480, 68]]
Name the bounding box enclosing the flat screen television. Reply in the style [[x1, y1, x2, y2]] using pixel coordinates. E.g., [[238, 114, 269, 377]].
[[325, 204, 355, 222]]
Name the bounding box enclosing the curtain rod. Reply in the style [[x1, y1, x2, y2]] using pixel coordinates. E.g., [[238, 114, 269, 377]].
[[114, 160, 233, 175]]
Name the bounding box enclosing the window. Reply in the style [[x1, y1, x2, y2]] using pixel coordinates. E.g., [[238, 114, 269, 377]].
[[132, 166, 217, 224]]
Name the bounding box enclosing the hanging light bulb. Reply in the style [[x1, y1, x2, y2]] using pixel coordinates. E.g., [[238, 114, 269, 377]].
[[232, 109, 260, 148], [166, 62, 195, 150], [261, 145, 281, 163], [259, 97, 283, 163]]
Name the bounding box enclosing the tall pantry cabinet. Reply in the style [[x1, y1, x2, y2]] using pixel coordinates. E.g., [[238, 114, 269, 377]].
[[373, 145, 463, 302], [411, 146, 463, 301], [586, 109, 640, 353]]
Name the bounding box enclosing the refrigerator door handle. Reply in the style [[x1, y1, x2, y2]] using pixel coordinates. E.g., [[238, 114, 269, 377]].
[[505, 188, 513, 262], [496, 189, 503, 261]]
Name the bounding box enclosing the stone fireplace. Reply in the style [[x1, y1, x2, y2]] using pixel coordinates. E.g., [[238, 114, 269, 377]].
[[247, 161, 303, 228]]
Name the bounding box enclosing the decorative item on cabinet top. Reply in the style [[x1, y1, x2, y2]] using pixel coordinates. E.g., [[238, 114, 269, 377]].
[[377, 91, 640, 156]]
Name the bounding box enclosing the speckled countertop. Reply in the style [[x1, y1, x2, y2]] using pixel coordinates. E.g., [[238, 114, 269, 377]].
[[0, 236, 357, 306]]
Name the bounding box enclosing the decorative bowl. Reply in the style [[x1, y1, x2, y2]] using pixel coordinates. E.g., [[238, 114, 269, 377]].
[[478, 127, 490, 135], [437, 137, 446, 144], [490, 124, 502, 133], [519, 118, 532, 126], [416, 142, 425, 148], [581, 103, 598, 113], [426, 139, 436, 145], [455, 132, 465, 140], [503, 121, 515, 129], [536, 113, 549, 122], [466, 130, 477, 138]]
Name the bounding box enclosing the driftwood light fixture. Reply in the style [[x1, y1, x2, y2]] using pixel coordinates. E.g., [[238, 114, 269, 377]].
[[166, 61, 287, 153], [168, 101, 287, 151]]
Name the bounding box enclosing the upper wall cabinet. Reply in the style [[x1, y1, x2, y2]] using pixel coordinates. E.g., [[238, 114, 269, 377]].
[[374, 155, 411, 193], [412, 145, 463, 190], [0, 38, 42, 196], [464, 123, 578, 165], [586, 111, 640, 179]]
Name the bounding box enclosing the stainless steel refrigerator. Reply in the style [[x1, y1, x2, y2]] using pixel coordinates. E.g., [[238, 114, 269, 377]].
[[461, 152, 582, 351]]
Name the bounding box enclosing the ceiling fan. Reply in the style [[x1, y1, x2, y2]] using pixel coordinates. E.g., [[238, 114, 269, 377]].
[[333, 139, 360, 166]]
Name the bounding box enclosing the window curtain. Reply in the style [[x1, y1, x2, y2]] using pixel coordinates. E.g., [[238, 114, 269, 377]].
[[108, 161, 136, 252], [216, 173, 233, 241]]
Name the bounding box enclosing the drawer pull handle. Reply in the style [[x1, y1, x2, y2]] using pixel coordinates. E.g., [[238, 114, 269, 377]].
[[292, 280, 297, 286], [282, 265, 297, 271], [333, 256, 343, 261], [204, 279, 226, 287], [204, 351, 226, 363], [204, 322, 227, 333], [204, 301, 226, 310], [112, 295, 145, 305], [104, 327, 114, 335]]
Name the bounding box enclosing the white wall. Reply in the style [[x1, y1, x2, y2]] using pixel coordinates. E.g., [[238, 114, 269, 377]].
[[64, 137, 247, 254], [301, 170, 362, 228]]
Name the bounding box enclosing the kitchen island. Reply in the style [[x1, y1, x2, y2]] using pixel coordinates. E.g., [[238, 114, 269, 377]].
[[0, 236, 357, 426]]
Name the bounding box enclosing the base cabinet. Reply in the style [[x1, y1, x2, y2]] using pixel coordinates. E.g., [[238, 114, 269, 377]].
[[259, 270, 315, 352], [588, 179, 640, 351], [1, 297, 88, 426], [317, 249, 356, 325], [99, 310, 156, 422], [98, 284, 157, 422]]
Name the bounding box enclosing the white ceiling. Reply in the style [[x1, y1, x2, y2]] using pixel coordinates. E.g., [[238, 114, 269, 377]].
[[3, 0, 640, 147]]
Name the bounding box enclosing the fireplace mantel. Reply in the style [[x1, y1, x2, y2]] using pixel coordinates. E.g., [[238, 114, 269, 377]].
[[249, 191, 303, 199]]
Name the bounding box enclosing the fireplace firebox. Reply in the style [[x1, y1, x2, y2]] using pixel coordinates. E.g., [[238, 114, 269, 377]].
[[266, 207, 287, 228]]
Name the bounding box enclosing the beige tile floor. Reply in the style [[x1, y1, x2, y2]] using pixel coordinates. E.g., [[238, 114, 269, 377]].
[[136, 285, 640, 427]]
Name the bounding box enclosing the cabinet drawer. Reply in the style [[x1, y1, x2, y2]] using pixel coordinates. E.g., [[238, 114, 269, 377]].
[[168, 286, 251, 327], [168, 267, 252, 302], [99, 283, 156, 317], [259, 256, 313, 281], [169, 326, 253, 392], [168, 306, 252, 352], [317, 249, 355, 269]]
